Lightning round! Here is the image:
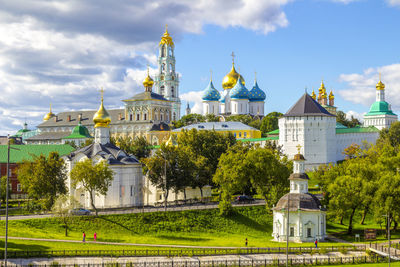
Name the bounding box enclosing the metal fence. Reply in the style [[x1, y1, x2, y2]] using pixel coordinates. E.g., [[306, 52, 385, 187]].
[[0, 245, 367, 259], [5, 255, 391, 267]]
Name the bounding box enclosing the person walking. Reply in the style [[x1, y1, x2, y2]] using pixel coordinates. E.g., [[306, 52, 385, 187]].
[[314, 239, 318, 248], [94, 232, 97, 242], [245, 238, 248, 247], [82, 231, 86, 243]]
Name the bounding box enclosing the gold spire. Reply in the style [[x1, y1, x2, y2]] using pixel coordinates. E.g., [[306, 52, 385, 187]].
[[311, 89, 316, 100], [210, 69, 213, 81], [254, 71, 257, 83], [43, 103, 55, 121], [159, 24, 174, 46], [143, 66, 154, 90], [222, 52, 245, 90], [376, 72, 385, 90], [93, 88, 111, 128], [319, 80, 326, 94], [329, 89, 334, 99]]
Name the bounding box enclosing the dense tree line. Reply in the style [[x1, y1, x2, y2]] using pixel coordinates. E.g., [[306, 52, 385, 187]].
[[314, 121, 400, 235]]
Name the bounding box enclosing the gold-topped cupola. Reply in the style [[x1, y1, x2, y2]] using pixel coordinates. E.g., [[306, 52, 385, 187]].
[[376, 73, 385, 91], [159, 24, 174, 46], [143, 67, 154, 92], [93, 88, 111, 128], [43, 103, 55, 121], [222, 52, 245, 90]]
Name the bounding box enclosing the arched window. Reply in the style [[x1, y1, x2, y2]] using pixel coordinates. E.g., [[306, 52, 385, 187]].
[[171, 87, 174, 97], [162, 63, 165, 72], [170, 63, 173, 73], [161, 45, 165, 57], [155, 114, 157, 121], [160, 86, 165, 95], [136, 114, 140, 121], [168, 47, 172, 57], [130, 114, 133, 121], [161, 114, 163, 121], [144, 114, 147, 121], [173, 112, 176, 121]]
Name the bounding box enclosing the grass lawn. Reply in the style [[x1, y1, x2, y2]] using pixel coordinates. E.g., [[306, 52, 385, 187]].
[[0, 206, 352, 250]]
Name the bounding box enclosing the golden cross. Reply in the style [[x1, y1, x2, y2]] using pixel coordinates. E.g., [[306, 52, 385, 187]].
[[231, 51, 235, 64], [100, 87, 104, 101], [147, 64, 150, 75], [49, 103, 52, 112], [379, 72, 381, 81], [255, 71, 257, 82], [165, 24, 168, 32], [296, 144, 301, 154], [210, 69, 213, 81]]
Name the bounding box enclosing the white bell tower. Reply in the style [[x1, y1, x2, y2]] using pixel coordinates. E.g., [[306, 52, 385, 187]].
[[154, 25, 181, 121]]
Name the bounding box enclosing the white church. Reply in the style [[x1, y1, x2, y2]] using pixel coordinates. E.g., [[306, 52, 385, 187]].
[[272, 148, 326, 242]]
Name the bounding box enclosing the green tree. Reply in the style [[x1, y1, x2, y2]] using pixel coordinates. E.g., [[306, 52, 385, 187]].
[[172, 114, 205, 128], [225, 114, 254, 125], [377, 121, 400, 150], [205, 113, 220, 122], [213, 143, 292, 215], [111, 136, 151, 160], [260, 112, 283, 136], [178, 129, 236, 187], [336, 110, 361, 128], [52, 195, 79, 236], [17, 152, 67, 210], [0, 176, 12, 203], [70, 159, 114, 216], [142, 143, 182, 210]]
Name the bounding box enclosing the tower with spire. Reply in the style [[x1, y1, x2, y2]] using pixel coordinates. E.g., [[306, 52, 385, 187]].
[[363, 75, 398, 130], [154, 25, 181, 121], [93, 88, 111, 145], [272, 145, 326, 242]]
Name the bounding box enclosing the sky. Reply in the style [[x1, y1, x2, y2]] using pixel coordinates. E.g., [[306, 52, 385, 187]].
[[1, 0, 400, 135]]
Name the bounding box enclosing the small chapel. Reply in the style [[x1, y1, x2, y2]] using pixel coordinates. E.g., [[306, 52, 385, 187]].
[[272, 146, 326, 242]]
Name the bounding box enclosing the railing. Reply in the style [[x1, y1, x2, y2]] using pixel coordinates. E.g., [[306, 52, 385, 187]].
[[5, 255, 391, 267], [0, 245, 367, 259]]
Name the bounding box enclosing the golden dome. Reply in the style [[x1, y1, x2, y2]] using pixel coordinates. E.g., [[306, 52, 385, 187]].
[[159, 25, 174, 46], [311, 90, 316, 100], [93, 89, 111, 128], [376, 80, 385, 91], [222, 64, 245, 90], [43, 103, 55, 121], [329, 90, 334, 99], [319, 80, 326, 94], [143, 68, 154, 88], [294, 153, 305, 161]]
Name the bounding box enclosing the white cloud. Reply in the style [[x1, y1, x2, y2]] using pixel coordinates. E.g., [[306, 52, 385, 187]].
[[337, 63, 400, 111], [180, 91, 205, 115], [387, 0, 400, 6], [0, 0, 291, 135], [346, 110, 364, 122]]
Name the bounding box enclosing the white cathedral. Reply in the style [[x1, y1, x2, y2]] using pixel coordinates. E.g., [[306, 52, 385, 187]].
[[201, 57, 266, 117]]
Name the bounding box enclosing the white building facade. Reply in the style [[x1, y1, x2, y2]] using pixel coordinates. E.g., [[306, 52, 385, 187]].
[[272, 152, 326, 242]]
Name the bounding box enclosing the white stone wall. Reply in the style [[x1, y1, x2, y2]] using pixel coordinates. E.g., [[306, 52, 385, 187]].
[[202, 101, 220, 116], [273, 210, 326, 243], [249, 101, 264, 116], [279, 116, 336, 169], [335, 132, 379, 162], [230, 99, 249, 115], [364, 114, 397, 130]]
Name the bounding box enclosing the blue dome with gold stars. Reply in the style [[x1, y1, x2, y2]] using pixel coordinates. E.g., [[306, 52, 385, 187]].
[[248, 81, 266, 102], [230, 76, 250, 99], [202, 81, 221, 101]]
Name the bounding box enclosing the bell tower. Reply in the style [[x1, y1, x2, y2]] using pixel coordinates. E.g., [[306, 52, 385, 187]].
[[154, 25, 181, 121]]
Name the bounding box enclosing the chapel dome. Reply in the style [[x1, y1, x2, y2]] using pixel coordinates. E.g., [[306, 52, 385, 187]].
[[159, 25, 174, 46], [229, 76, 250, 99], [376, 80, 385, 90], [273, 193, 323, 211], [43, 104, 55, 121], [93, 94, 111, 128], [222, 64, 245, 90], [202, 80, 221, 101], [248, 81, 266, 102], [143, 72, 154, 88]]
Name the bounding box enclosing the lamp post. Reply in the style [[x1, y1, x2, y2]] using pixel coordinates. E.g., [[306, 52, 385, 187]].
[[286, 193, 290, 267], [383, 213, 391, 267]]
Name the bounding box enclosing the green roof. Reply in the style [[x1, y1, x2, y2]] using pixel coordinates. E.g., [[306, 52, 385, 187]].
[[365, 101, 397, 116], [267, 129, 279, 135], [62, 124, 93, 139], [240, 136, 279, 142], [0, 144, 75, 163], [336, 126, 380, 134], [12, 129, 31, 138]]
